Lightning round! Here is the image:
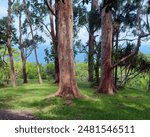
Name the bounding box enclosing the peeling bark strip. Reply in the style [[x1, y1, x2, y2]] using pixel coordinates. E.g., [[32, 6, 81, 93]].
[[56, 0, 81, 98], [97, 7, 115, 95], [7, 0, 16, 87]]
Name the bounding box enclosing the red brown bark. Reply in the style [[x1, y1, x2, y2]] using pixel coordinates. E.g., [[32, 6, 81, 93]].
[[97, 7, 114, 95], [55, 0, 81, 98]]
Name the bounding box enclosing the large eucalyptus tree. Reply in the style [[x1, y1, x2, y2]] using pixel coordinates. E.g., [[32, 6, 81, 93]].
[[98, 0, 150, 94], [55, 0, 81, 98]]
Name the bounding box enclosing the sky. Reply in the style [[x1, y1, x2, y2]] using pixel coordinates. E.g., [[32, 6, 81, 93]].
[[0, 0, 150, 64]]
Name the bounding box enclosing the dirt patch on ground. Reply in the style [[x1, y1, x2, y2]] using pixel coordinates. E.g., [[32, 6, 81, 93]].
[[0, 109, 37, 120]]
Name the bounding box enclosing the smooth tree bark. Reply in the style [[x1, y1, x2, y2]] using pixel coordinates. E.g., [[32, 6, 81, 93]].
[[19, 12, 27, 83], [23, 0, 43, 84], [7, 0, 16, 87], [97, 6, 115, 95], [56, 0, 81, 98]]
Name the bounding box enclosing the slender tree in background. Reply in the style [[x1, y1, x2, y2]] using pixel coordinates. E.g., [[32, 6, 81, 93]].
[[55, 0, 81, 98], [112, 0, 140, 87], [48, 0, 59, 83], [13, 1, 28, 83], [7, 0, 16, 87], [38, 0, 60, 83], [23, 0, 43, 84], [88, 0, 99, 82], [19, 9, 27, 83]]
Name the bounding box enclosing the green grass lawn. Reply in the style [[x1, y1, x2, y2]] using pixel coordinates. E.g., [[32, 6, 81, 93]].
[[0, 81, 150, 120]]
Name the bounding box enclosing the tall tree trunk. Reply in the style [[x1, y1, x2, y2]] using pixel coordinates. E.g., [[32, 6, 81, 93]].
[[97, 7, 114, 95], [88, 31, 94, 82], [94, 48, 100, 84], [5, 64, 9, 85], [23, 0, 43, 84], [54, 0, 59, 84], [7, 0, 16, 87], [22, 58, 27, 83], [56, 0, 81, 98], [95, 59, 100, 84], [88, 0, 98, 82], [114, 27, 120, 87], [19, 12, 27, 83], [49, 0, 59, 83], [3, 48, 9, 84]]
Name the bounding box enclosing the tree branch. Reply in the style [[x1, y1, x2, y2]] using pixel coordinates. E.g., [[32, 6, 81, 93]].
[[111, 33, 150, 69], [44, 0, 57, 18]]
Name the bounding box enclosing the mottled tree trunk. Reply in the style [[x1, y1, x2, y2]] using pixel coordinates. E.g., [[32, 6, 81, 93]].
[[19, 12, 27, 83], [56, 0, 81, 98], [7, 0, 16, 87], [23, 0, 43, 84], [97, 7, 114, 95]]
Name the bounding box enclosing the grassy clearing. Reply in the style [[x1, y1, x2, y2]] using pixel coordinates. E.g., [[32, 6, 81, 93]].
[[0, 81, 150, 120]]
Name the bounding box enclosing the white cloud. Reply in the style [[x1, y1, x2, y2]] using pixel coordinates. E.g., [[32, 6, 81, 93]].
[[0, 6, 7, 18]]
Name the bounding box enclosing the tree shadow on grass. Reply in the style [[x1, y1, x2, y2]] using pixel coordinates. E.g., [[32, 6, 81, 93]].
[[1, 83, 150, 120], [0, 109, 37, 120], [30, 93, 150, 120], [0, 96, 17, 109]]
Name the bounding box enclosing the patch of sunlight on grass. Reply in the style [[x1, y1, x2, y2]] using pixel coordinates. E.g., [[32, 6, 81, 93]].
[[122, 103, 145, 111], [1, 80, 150, 119]]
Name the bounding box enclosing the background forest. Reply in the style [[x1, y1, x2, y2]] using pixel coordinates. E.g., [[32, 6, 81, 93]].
[[0, 0, 150, 120]]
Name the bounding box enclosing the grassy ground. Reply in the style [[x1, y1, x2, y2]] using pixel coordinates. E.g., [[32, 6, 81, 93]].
[[0, 80, 150, 120]]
